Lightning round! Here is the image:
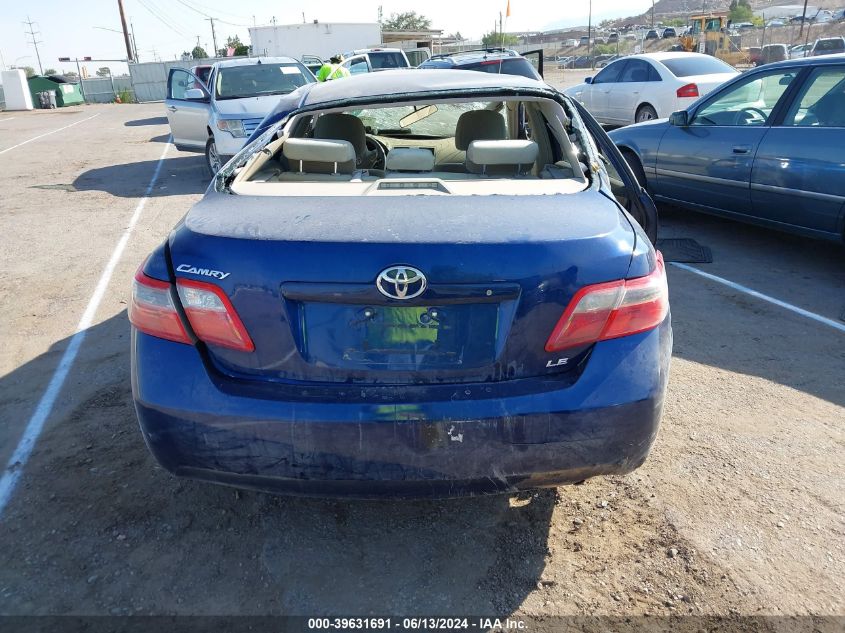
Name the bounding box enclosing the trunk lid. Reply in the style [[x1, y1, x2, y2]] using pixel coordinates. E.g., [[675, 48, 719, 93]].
[[169, 191, 636, 385]]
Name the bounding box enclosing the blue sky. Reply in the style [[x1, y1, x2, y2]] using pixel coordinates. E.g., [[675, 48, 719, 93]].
[[1, 0, 653, 76]]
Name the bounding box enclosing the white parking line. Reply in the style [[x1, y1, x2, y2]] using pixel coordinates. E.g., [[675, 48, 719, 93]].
[[671, 262, 845, 334], [0, 113, 100, 155], [0, 137, 172, 518], [0, 117, 16, 123]]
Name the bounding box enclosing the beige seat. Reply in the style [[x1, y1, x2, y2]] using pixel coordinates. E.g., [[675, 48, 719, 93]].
[[466, 140, 539, 176], [278, 138, 357, 181], [314, 113, 377, 168], [454, 110, 508, 150], [433, 110, 508, 173]]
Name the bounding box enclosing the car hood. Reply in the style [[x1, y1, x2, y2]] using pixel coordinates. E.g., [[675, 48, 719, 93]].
[[214, 94, 289, 118], [564, 83, 589, 96]]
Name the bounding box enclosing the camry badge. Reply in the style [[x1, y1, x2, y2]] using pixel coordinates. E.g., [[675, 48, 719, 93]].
[[376, 266, 427, 300]]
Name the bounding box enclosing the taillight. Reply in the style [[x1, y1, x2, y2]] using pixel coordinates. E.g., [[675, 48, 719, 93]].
[[129, 270, 190, 344], [176, 279, 254, 352], [545, 252, 668, 352], [676, 83, 699, 98]]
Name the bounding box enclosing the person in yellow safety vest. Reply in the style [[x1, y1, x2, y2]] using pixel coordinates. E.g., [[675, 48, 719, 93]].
[[316, 54, 351, 82]]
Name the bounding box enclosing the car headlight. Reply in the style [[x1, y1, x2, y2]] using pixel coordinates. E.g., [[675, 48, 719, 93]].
[[217, 119, 246, 138]]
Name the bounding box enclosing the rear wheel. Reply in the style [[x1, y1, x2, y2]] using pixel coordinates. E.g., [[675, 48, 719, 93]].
[[635, 104, 658, 123], [205, 136, 222, 177]]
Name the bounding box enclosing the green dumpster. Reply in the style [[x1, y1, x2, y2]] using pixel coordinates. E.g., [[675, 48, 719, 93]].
[[27, 75, 84, 107]]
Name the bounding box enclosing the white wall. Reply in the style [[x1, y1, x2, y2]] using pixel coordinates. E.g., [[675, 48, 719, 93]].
[[249, 23, 382, 60]]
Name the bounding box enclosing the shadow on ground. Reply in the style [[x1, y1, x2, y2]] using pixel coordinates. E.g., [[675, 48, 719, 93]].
[[0, 311, 552, 615], [73, 155, 209, 197], [660, 206, 845, 407], [124, 116, 168, 127]]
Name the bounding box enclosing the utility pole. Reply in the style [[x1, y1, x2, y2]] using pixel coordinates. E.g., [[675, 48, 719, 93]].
[[206, 17, 218, 57], [131, 21, 139, 62], [587, 0, 592, 60], [116, 0, 134, 61], [23, 16, 44, 75], [798, 0, 809, 40], [651, 0, 656, 28]]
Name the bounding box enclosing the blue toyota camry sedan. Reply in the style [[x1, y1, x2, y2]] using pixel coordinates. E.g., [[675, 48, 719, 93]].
[[130, 70, 671, 498], [610, 55, 845, 242]]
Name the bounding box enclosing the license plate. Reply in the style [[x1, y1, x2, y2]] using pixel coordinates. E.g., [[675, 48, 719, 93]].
[[300, 303, 499, 369]]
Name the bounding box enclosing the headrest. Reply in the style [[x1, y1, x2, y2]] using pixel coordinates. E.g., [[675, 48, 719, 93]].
[[466, 140, 539, 167], [283, 138, 356, 165], [385, 147, 435, 172], [454, 110, 507, 150], [315, 113, 367, 155]]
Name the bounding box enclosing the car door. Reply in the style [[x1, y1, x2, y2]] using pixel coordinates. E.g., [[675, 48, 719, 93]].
[[342, 55, 371, 75], [607, 59, 659, 123], [654, 67, 797, 214], [582, 60, 627, 124], [165, 68, 211, 151], [573, 100, 659, 243], [751, 64, 845, 235], [521, 49, 544, 78]]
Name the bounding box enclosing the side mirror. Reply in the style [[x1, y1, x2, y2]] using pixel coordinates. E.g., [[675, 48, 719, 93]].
[[669, 110, 689, 126], [584, 77, 593, 84], [185, 88, 208, 101]]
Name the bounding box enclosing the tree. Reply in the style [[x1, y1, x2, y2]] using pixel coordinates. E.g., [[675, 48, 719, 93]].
[[481, 31, 519, 47], [13, 65, 37, 77], [381, 11, 431, 31], [63, 70, 79, 79], [217, 35, 249, 57], [191, 45, 208, 59], [96, 67, 111, 77], [728, 0, 754, 22], [43, 67, 57, 76]]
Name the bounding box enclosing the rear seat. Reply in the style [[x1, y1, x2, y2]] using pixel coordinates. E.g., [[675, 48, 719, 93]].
[[277, 138, 363, 181], [466, 140, 539, 177]]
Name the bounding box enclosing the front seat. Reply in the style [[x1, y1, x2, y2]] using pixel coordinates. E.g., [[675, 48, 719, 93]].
[[454, 110, 507, 151], [810, 90, 845, 127], [314, 113, 377, 168], [454, 110, 508, 173]]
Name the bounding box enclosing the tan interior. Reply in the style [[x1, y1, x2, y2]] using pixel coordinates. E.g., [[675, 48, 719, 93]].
[[231, 96, 589, 197]]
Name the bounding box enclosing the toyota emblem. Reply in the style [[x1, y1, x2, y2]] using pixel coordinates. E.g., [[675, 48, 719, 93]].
[[376, 266, 427, 300]]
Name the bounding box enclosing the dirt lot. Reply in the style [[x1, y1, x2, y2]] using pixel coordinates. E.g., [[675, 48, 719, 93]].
[[0, 104, 842, 625]]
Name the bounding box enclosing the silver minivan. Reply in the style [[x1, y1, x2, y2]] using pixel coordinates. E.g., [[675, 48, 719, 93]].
[[164, 57, 314, 175]]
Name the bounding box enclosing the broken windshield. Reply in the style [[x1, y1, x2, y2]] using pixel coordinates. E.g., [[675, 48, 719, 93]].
[[350, 102, 505, 137]]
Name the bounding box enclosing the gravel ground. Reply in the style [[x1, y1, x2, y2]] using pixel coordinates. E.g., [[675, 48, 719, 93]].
[[0, 103, 842, 625]]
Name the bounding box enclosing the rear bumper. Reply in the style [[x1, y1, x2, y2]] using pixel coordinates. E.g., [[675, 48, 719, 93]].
[[131, 318, 671, 499]]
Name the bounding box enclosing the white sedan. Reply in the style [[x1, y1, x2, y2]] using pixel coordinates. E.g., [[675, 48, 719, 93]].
[[564, 52, 738, 125]]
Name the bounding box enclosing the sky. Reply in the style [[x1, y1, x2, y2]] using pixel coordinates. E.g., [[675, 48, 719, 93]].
[[0, 0, 653, 77]]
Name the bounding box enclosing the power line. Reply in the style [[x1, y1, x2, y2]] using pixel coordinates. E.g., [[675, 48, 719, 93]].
[[23, 16, 44, 75], [173, 0, 251, 23], [136, 0, 192, 39], [147, 0, 196, 36], [170, 0, 252, 27]]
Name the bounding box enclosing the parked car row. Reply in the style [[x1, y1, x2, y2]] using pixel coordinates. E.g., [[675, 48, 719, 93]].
[[610, 55, 845, 242]]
